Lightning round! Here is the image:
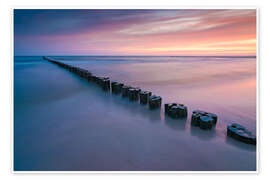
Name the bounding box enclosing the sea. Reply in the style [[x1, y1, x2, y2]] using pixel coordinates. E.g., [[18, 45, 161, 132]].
[[14, 56, 257, 171]]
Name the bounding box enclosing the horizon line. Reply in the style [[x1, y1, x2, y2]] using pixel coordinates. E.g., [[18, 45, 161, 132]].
[[14, 55, 257, 58]]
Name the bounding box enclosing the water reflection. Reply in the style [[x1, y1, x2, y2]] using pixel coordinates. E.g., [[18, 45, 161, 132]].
[[225, 136, 256, 152], [73, 56, 256, 133], [14, 56, 257, 171], [190, 124, 217, 141], [146, 109, 161, 123], [56, 65, 253, 148], [101, 88, 162, 122], [164, 116, 187, 131]]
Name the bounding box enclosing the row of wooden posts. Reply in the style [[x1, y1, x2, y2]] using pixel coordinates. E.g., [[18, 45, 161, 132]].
[[42, 56, 256, 145]]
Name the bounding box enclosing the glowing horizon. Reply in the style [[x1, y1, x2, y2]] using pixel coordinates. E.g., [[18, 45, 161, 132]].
[[14, 9, 256, 56]]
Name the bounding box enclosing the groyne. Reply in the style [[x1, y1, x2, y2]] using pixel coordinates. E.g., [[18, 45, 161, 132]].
[[42, 56, 256, 145]]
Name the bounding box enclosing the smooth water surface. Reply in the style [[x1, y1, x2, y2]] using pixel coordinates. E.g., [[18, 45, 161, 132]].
[[14, 56, 256, 171]]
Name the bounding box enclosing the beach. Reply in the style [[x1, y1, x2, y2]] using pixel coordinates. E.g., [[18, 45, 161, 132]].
[[14, 56, 256, 171]]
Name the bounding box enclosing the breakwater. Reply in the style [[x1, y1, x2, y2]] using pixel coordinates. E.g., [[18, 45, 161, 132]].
[[43, 56, 256, 145]]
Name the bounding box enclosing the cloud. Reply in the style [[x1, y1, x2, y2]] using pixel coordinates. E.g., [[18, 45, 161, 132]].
[[14, 9, 256, 56], [118, 17, 203, 35], [118, 9, 256, 36]]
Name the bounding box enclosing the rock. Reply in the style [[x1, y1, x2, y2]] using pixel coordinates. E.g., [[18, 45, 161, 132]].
[[149, 95, 162, 109], [128, 88, 141, 101], [139, 91, 152, 104], [165, 103, 187, 118], [191, 110, 218, 130], [227, 123, 256, 145]]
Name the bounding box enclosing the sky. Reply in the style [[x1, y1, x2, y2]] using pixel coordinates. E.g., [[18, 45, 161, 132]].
[[14, 9, 256, 56]]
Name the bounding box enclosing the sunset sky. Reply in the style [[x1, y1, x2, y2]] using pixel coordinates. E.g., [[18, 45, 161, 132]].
[[14, 9, 256, 56]]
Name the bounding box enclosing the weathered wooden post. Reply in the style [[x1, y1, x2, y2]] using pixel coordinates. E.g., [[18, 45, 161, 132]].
[[121, 85, 131, 97], [169, 105, 187, 118], [165, 103, 178, 114], [191, 110, 218, 130], [86, 72, 92, 82], [227, 123, 256, 145], [149, 95, 162, 109], [139, 91, 152, 104], [44, 58, 232, 138], [128, 87, 141, 101], [165, 103, 187, 118], [111, 82, 124, 94], [101, 78, 110, 91], [198, 116, 213, 129]]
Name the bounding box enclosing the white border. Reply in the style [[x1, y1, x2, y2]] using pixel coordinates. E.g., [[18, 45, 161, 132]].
[[11, 7, 259, 174]]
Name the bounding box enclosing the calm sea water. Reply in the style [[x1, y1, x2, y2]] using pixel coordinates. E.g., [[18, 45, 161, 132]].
[[14, 56, 256, 171]]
